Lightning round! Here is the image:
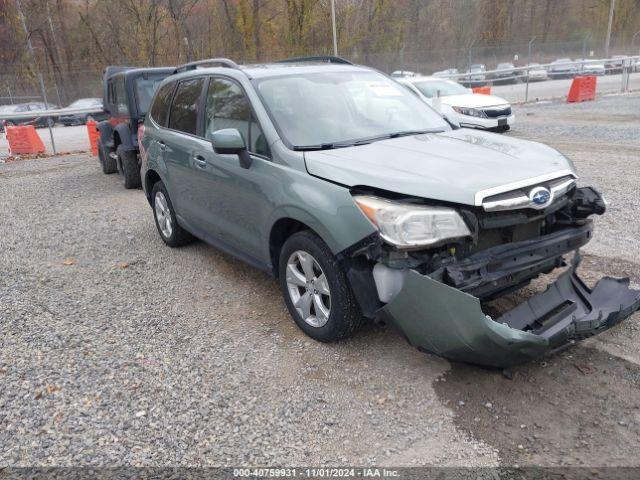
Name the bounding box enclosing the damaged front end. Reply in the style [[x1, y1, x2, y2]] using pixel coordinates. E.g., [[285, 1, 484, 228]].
[[342, 184, 640, 368]]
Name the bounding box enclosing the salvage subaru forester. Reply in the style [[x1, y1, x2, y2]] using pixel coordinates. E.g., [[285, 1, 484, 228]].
[[140, 57, 640, 368]]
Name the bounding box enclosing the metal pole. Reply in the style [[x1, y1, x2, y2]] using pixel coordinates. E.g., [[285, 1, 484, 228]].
[[525, 36, 535, 103], [633, 30, 640, 56], [36, 72, 56, 153], [605, 0, 616, 57], [331, 0, 338, 56], [16, 0, 56, 154], [8, 87, 13, 104]]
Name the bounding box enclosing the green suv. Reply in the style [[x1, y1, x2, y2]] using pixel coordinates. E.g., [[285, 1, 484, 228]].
[[140, 57, 639, 367]]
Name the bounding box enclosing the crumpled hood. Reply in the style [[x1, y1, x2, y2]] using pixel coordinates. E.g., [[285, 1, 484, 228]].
[[304, 129, 575, 206], [440, 94, 509, 108]]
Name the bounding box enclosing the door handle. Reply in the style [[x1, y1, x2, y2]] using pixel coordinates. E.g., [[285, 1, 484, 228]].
[[157, 140, 166, 150], [193, 155, 207, 168]]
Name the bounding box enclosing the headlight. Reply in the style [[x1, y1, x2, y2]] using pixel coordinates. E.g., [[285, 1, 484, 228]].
[[353, 195, 471, 249], [452, 106, 487, 118]]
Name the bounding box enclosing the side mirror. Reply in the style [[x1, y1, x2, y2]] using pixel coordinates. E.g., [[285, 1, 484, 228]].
[[210, 128, 252, 168]]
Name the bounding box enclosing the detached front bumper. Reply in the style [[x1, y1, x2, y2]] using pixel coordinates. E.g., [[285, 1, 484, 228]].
[[380, 255, 640, 368]]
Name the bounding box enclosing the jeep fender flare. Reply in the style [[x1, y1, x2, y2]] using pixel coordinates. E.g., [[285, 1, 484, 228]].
[[113, 123, 137, 152], [96, 121, 114, 149]]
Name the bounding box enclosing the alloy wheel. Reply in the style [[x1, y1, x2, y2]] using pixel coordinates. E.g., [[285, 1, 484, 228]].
[[154, 191, 173, 239], [285, 250, 331, 327]]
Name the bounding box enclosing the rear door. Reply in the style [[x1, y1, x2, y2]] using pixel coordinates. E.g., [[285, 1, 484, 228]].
[[145, 79, 176, 182], [162, 76, 207, 224]]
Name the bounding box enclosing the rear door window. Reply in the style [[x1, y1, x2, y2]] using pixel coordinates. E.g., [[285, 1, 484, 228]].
[[168, 77, 205, 135], [150, 81, 175, 127]]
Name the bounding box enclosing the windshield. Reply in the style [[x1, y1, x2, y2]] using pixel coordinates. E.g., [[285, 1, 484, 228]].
[[134, 74, 168, 115], [69, 98, 101, 108], [256, 71, 448, 149], [411, 80, 468, 98]]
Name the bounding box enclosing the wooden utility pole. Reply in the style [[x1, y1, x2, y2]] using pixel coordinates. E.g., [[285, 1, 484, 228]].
[[605, 0, 615, 57]]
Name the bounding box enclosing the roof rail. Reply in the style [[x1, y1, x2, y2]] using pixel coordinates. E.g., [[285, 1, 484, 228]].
[[277, 55, 353, 65], [174, 58, 240, 74]]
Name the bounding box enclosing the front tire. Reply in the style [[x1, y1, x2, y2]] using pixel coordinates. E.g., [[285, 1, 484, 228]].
[[279, 230, 363, 342], [117, 145, 141, 189], [151, 181, 194, 248]]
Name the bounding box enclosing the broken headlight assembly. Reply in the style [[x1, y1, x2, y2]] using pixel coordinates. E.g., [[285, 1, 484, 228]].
[[353, 195, 471, 249]]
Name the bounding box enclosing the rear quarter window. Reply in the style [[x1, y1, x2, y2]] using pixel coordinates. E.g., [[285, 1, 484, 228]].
[[150, 81, 175, 127]]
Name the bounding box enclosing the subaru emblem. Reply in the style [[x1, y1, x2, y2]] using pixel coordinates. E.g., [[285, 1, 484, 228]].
[[529, 187, 551, 207]]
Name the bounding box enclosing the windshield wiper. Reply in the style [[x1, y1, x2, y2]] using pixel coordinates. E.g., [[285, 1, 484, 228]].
[[388, 128, 445, 137], [293, 142, 355, 151], [293, 129, 444, 151]]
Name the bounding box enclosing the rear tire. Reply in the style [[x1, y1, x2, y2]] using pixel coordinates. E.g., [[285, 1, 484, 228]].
[[98, 139, 117, 174], [151, 181, 194, 248], [117, 145, 142, 189], [279, 230, 363, 343]]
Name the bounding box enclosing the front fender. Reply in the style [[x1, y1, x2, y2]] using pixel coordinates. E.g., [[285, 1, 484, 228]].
[[266, 182, 376, 258]]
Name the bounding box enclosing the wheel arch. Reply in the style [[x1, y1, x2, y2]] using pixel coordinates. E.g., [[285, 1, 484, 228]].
[[269, 217, 313, 277], [268, 208, 348, 278], [113, 123, 135, 151], [144, 169, 163, 204]]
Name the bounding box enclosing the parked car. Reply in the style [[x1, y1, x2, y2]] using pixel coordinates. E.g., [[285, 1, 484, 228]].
[[399, 76, 514, 132], [432, 68, 458, 78], [548, 58, 577, 79], [390, 70, 419, 78], [0, 104, 20, 132], [489, 62, 519, 84], [576, 59, 606, 76], [96, 65, 174, 188], [58, 97, 107, 126], [605, 55, 628, 74], [525, 63, 549, 82], [461, 64, 486, 86], [140, 56, 639, 368], [0, 102, 58, 131]]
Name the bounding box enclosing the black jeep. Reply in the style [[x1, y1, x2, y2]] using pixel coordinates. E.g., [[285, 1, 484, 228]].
[[97, 66, 174, 188]]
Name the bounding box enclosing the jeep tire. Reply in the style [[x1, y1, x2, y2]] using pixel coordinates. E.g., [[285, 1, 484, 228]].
[[117, 145, 141, 189]]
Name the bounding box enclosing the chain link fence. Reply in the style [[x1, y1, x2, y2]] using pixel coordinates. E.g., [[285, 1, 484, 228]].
[[1, 40, 639, 158]]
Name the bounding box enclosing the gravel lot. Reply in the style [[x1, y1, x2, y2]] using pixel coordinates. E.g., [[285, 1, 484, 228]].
[[1, 92, 639, 468]]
